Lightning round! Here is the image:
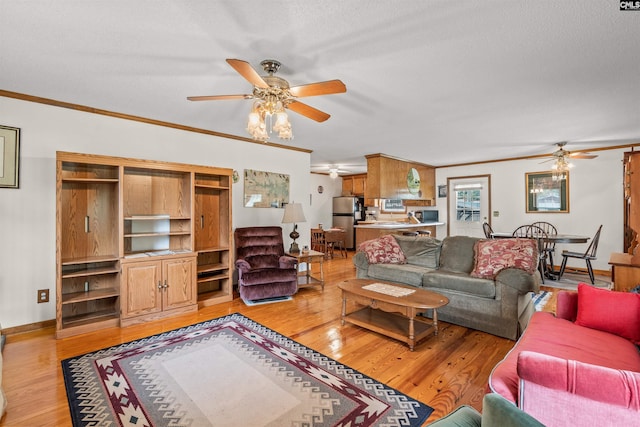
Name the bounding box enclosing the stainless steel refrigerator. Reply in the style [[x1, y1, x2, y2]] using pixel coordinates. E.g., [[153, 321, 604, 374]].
[[332, 196, 364, 250]]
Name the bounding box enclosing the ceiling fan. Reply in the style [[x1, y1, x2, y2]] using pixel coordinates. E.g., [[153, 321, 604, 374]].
[[311, 164, 361, 178], [540, 142, 598, 163], [188, 58, 347, 141]]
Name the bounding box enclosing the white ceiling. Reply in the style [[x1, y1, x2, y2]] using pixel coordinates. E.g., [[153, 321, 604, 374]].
[[1, 1, 639, 175]]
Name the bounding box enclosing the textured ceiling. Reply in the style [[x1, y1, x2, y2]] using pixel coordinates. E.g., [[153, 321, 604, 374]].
[[1, 1, 639, 174]]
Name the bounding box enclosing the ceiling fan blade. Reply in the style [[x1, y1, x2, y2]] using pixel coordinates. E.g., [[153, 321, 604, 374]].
[[287, 101, 330, 122], [289, 80, 347, 97], [187, 94, 252, 101], [569, 153, 598, 159], [226, 58, 269, 88]]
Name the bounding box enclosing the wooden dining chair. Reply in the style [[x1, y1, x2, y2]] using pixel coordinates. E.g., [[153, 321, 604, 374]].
[[531, 221, 558, 273], [482, 222, 494, 238], [558, 225, 603, 284], [512, 225, 551, 283], [324, 228, 347, 258], [310, 228, 326, 253], [512, 225, 532, 237]]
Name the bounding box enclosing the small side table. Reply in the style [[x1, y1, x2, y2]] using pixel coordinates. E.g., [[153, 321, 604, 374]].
[[609, 252, 639, 292], [285, 249, 325, 291]]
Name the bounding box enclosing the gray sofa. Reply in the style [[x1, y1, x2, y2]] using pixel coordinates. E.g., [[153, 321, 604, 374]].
[[353, 235, 540, 340]]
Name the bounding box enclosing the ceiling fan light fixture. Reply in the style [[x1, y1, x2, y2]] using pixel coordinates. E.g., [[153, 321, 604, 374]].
[[247, 102, 269, 141], [247, 97, 293, 141], [329, 168, 339, 179], [551, 156, 572, 180]]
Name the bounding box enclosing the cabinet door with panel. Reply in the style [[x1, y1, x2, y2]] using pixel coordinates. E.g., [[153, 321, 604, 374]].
[[121, 255, 196, 321], [163, 256, 197, 310], [352, 175, 366, 196], [121, 260, 163, 318]]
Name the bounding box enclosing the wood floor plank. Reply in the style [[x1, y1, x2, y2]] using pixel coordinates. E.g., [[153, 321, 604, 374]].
[[0, 252, 561, 426]]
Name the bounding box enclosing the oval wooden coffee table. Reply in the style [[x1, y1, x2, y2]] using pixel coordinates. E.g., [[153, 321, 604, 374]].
[[338, 279, 449, 351]]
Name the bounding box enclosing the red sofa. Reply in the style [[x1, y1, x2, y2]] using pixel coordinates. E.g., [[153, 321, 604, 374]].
[[488, 284, 640, 426]]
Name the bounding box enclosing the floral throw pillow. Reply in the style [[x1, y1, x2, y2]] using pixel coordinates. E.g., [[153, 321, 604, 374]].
[[358, 235, 407, 264], [471, 238, 538, 279]]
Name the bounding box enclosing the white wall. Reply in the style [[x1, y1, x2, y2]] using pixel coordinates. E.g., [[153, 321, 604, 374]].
[[308, 174, 343, 232], [434, 149, 625, 272], [0, 96, 312, 328]]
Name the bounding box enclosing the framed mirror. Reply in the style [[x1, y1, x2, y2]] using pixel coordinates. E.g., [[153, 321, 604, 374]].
[[526, 171, 569, 213], [407, 167, 421, 195]]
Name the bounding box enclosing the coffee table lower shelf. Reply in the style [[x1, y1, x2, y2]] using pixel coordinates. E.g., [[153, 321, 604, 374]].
[[342, 307, 436, 350]]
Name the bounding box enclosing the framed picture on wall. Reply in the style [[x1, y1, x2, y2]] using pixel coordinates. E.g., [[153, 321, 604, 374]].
[[525, 171, 569, 213], [381, 199, 405, 213], [438, 185, 447, 198], [243, 169, 290, 208], [0, 125, 20, 189]]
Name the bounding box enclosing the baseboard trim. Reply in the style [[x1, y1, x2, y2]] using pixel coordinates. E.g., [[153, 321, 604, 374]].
[[1, 319, 55, 336]]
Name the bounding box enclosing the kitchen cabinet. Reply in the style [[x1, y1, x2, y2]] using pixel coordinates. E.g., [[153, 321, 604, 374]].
[[120, 255, 197, 325], [342, 174, 367, 196], [365, 154, 435, 203]]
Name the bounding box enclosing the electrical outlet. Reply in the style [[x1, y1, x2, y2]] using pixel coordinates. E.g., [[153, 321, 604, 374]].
[[38, 289, 49, 303]]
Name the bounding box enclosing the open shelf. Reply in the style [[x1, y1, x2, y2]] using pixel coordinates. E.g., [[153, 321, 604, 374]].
[[61, 265, 120, 279], [62, 288, 120, 304], [61, 309, 120, 327], [61, 255, 120, 265], [197, 262, 228, 275]]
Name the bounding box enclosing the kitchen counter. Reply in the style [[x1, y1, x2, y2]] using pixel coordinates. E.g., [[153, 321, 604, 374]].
[[355, 221, 444, 229], [354, 221, 444, 248]]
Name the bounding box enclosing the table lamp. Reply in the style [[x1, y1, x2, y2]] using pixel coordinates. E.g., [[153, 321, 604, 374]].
[[282, 202, 306, 253]]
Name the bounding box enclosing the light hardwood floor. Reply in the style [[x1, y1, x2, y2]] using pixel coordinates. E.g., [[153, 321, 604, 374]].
[[1, 252, 556, 426]]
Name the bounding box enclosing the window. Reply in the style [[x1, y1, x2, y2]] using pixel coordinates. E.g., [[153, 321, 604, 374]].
[[454, 183, 482, 222]]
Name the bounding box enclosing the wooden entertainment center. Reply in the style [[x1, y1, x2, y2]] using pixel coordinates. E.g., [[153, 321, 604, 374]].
[[55, 152, 233, 338]]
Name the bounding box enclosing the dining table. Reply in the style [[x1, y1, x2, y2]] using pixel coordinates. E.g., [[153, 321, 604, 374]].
[[490, 232, 590, 243], [311, 228, 347, 259]]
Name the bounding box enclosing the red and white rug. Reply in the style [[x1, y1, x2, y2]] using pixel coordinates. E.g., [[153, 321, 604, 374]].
[[62, 313, 433, 426]]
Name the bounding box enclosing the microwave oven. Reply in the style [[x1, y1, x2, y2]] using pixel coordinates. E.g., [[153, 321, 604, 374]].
[[420, 210, 439, 223]]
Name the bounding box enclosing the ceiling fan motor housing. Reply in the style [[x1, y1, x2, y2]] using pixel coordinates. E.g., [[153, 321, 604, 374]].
[[260, 59, 281, 75]]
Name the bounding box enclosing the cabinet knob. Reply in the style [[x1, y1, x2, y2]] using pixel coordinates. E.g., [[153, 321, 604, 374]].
[[158, 281, 163, 290], [164, 279, 168, 289]]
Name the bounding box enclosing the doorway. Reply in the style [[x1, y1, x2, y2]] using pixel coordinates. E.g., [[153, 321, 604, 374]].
[[447, 175, 491, 237]]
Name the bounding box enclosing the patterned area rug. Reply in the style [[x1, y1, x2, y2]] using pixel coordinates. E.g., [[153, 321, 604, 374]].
[[532, 290, 551, 311], [62, 313, 433, 426]]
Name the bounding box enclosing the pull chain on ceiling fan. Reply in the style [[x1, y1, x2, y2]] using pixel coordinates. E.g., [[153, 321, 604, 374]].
[[188, 59, 347, 141]]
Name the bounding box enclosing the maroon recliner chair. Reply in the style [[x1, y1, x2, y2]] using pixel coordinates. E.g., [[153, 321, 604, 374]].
[[234, 226, 299, 302]]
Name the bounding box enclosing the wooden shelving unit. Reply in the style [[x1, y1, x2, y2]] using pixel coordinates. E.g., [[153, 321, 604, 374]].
[[56, 157, 121, 338], [56, 152, 233, 338], [194, 172, 233, 307]]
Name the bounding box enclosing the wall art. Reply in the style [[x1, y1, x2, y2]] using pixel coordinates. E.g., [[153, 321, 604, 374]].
[[243, 169, 290, 208]]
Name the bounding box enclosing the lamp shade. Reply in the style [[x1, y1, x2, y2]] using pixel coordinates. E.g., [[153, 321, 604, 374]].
[[281, 203, 306, 224]]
